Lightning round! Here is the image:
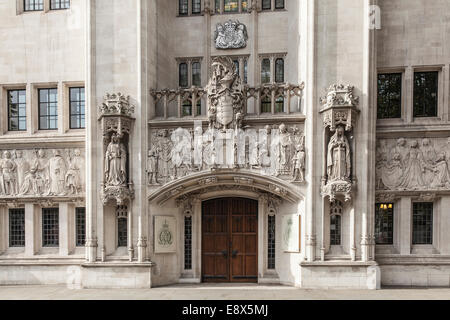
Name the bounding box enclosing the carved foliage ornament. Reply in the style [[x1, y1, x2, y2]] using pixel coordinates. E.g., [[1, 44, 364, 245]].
[[214, 20, 248, 50]]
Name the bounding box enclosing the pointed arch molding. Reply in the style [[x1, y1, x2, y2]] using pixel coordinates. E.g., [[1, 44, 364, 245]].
[[148, 170, 304, 206]]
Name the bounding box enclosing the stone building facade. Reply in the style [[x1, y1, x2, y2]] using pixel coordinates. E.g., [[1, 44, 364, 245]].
[[0, 0, 449, 289]]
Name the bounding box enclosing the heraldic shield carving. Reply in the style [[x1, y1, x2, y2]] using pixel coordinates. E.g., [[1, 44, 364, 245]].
[[214, 20, 248, 50], [206, 56, 244, 131]]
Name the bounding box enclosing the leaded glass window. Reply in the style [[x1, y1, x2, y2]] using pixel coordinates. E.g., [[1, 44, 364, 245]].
[[8, 90, 27, 132], [179, 0, 188, 15], [377, 73, 402, 119], [262, 0, 271, 10], [179, 63, 188, 88], [76, 208, 86, 247], [261, 59, 271, 84], [39, 88, 58, 130], [192, 62, 201, 87], [268, 215, 276, 269], [412, 203, 433, 245], [117, 206, 128, 247], [242, 0, 248, 12], [24, 0, 43, 11], [118, 218, 127, 247], [9, 209, 25, 248], [42, 208, 59, 247], [70, 87, 85, 129], [275, 97, 284, 113], [244, 59, 248, 84], [215, 0, 221, 13], [184, 216, 192, 270], [330, 200, 343, 246], [224, 0, 239, 12], [182, 100, 193, 117], [275, 0, 285, 9], [233, 60, 240, 77], [414, 71, 438, 118], [261, 96, 271, 113], [50, 0, 70, 10], [275, 58, 284, 83], [375, 203, 394, 245], [192, 0, 201, 14]]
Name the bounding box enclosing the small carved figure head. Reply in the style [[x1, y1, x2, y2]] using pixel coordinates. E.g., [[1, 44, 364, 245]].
[[3, 151, 11, 159], [53, 149, 61, 157], [336, 125, 345, 137], [279, 123, 287, 133], [38, 149, 46, 158], [397, 138, 407, 147], [422, 138, 431, 147], [15, 150, 23, 159], [410, 140, 419, 149]]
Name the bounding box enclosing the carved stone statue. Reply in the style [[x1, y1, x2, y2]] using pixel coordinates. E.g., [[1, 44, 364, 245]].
[[105, 134, 127, 187], [14, 150, 29, 192], [147, 147, 159, 185], [327, 125, 351, 182], [157, 129, 173, 184], [48, 149, 67, 196], [214, 20, 248, 50], [0, 151, 17, 196], [292, 142, 306, 183], [65, 149, 83, 195], [278, 124, 292, 175], [20, 149, 49, 196]]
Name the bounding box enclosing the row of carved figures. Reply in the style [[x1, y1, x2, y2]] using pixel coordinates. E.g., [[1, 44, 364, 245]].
[[376, 138, 450, 190], [147, 124, 306, 186], [0, 149, 84, 197]]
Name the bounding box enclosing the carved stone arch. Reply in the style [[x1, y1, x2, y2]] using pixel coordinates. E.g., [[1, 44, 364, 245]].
[[148, 170, 304, 206]]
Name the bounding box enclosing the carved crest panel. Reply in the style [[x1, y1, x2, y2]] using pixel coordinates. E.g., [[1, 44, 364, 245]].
[[214, 20, 248, 50]]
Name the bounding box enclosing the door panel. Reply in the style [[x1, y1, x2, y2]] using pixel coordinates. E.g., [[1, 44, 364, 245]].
[[202, 198, 258, 283]]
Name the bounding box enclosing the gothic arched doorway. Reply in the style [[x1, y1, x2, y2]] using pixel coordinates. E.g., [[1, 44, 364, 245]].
[[202, 198, 258, 283]]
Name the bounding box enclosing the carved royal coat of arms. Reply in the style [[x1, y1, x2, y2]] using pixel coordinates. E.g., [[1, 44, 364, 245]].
[[214, 20, 248, 50]]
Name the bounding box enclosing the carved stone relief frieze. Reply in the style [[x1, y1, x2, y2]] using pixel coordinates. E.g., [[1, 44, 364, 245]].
[[148, 123, 305, 188], [376, 137, 450, 192], [0, 148, 85, 199]]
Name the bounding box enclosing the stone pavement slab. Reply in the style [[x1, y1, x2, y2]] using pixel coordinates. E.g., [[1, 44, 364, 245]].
[[0, 284, 449, 300]]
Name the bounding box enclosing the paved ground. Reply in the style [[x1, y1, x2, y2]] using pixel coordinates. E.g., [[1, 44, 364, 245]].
[[0, 284, 449, 300]]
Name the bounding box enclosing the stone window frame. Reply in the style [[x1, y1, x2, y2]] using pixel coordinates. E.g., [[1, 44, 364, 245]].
[[0, 84, 28, 136], [259, 0, 286, 13], [176, 57, 204, 88], [0, 81, 86, 136], [17, 0, 71, 15], [376, 67, 406, 126], [258, 53, 287, 114], [412, 67, 442, 119], [177, 0, 203, 17]]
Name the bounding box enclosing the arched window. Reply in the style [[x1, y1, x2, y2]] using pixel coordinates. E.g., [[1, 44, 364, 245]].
[[261, 58, 271, 84], [179, 0, 188, 15], [275, 0, 285, 10], [192, 61, 201, 87], [192, 0, 201, 14], [330, 201, 343, 246], [179, 63, 188, 88], [275, 58, 284, 83]]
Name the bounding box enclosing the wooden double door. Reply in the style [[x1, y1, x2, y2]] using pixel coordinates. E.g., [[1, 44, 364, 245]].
[[202, 198, 258, 283]]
